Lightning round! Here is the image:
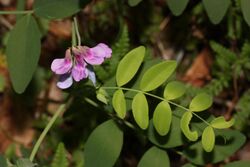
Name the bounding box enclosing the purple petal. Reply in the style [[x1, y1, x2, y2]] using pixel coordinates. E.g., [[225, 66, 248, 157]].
[[51, 58, 72, 74], [84, 51, 105, 65], [72, 61, 88, 82], [97, 43, 112, 58], [57, 74, 73, 89], [83, 43, 112, 65]]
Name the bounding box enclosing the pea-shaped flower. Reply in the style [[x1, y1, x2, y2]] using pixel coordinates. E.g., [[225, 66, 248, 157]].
[[51, 43, 112, 89]]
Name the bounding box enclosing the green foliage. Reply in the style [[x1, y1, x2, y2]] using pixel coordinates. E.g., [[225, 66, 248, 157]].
[[167, 0, 189, 16], [116, 46, 145, 86], [234, 89, 250, 136], [138, 147, 170, 167], [202, 0, 231, 24], [51, 143, 69, 167], [183, 130, 246, 165], [0, 75, 5, 92], [148, 114, 185, 148], [112, 89, 126, 119], [34, 0, 87, 19], [241, 0, 250, 26], [201, 126, 215, 152], [211, 116, 235, 129], [140, 61, 177, 91], [6, 14, 41, 94], [95, 25, 130, 81], [206, 41, 250, 96], [84, 120, 123, 167], [96, 88, 109, 104], [189, 93, 212, 112], [153, 102, 172, 136], [132, 93, 149, 130], [16, 158, 36, 167], [164, 81, 186, 100], [224, 161, 250, 167], [180, 111, 198, 141]]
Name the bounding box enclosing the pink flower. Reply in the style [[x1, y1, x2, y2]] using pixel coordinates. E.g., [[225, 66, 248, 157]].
[[72, 43, 112, 65], [51, 43, 112, 89]]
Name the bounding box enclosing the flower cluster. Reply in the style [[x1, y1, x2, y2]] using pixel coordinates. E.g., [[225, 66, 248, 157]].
[[51, 43, 112, 89]]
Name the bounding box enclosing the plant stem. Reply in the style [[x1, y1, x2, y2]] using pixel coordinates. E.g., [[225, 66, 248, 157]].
[[102, 86, 211, 126], [0, 10, 33, 15], [72, 22, 77, 47], [29, 98, 72, 162], [73, 17, 81, 46]]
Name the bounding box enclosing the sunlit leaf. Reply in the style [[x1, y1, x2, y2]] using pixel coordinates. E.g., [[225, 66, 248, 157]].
[[153, 101, 172, 136], [140, 61, 177, 92], [96, 93, 108, 104], [116, 46, 145, 86], [183, 130, 246, 165], [96, 88, 109, 104], [201, 126, 215, 152], [6, 15, 41, 93], [241, 0, 250, 26], [211, 116, 235, 129], [84, 120, 123, 167], [202, 0, 231, 24], [132, 93, 149, 130], [189, 93, 212, 112], [138, 147, 170, 167], [128, 0, 143, 7], [34, 0, 89, 19], [112, 89, 126, 119], [164, 81, 186, 100], [180, 111, 198, 141], [167, 0, 189, 16], [148, 110, 186, 148]]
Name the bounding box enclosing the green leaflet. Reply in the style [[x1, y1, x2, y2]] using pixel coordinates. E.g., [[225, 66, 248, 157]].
[[116, 46, 145, 86], [183, 130, 246, 165], [167, 0, 189, 16], [241, 0, 250, 26], [34, 0, 89, 19], [211, 116, 235, 129], [112, 89, 126, 119], [201, 126, 215, 152], [180, 111, 198, 141], [189, 93, 212, 112], [202, 0, 231, 24], [164, 81, 186, 100], [140, 61, 177, 92], [153, 101, 172, 136], [148, 114, 185, 148], [6, 15, 41, 94], [96, 88, 109, 104], [132, 93, 149, 130], [84, 120, 123, 167], [138, 147, 170, 167], [51, 143, 69, 167]]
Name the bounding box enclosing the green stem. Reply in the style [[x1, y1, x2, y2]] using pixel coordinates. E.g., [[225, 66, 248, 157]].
[[29, 98, 72, 162], [72, 22, 77, 47], [73, 17, 81, 46], [0, 10, 33, 15], [102, 86, 211, 126]]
